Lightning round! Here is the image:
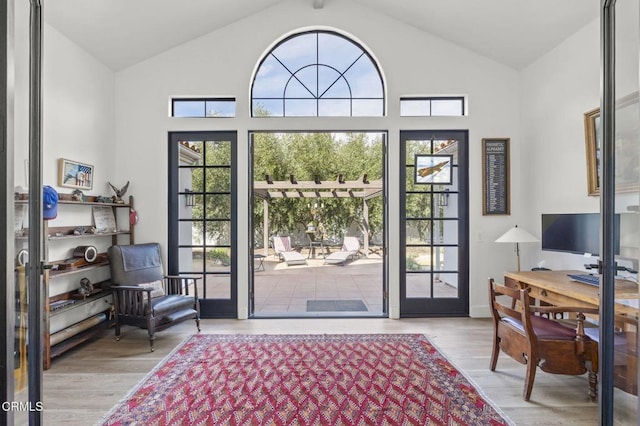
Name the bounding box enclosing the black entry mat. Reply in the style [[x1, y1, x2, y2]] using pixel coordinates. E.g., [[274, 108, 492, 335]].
[[307, 299, 368, 312]]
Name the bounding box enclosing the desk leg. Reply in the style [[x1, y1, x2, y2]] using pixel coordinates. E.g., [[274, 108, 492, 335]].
[[588, 370, 598, 402], [615, 331, 638, 395]]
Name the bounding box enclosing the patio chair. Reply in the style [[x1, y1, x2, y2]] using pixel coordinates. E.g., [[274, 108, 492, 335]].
[[273, 236, 306, 266], [324, 236, 362, 265]]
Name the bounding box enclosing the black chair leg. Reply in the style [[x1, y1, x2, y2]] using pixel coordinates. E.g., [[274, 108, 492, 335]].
[[147, 326, 155, 352]]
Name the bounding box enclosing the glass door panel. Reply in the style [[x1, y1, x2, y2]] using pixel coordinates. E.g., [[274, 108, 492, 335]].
[[611, 0, 639, 423], [169, 132, 237, 317]]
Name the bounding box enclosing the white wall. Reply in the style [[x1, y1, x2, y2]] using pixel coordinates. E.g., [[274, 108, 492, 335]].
[[113, 0, 520, 318], [13, 21, 116, 197], [519, 19, 600, 272], [520, 4, 639, 274], [13, 0, 32, 190]]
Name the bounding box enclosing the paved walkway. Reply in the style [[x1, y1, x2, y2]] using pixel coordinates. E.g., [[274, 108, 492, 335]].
[[254, 253, 384, 316]]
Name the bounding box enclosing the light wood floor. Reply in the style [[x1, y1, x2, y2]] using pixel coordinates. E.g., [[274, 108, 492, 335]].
[[38, 317, 637, 425]]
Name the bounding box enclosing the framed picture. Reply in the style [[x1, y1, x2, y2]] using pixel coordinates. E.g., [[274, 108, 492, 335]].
[[58, 158, 94, 190], [482, 138, 510, 215], [414, 154, 453, 184], [584, 91, 640, 196]]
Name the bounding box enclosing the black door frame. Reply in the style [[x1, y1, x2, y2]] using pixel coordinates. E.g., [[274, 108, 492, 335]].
[[399, 130, 469, 317], [1, 1, 15, 424], [168, 131, 237, 318]]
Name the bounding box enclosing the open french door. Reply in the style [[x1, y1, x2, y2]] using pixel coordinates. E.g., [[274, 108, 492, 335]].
[[168, 131, 237, 318], [400, 130, 469, 316]]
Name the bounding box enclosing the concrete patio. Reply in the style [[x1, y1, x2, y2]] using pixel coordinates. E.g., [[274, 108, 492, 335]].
[[252, 249, 461, 316], [253, 250, 384, 316]]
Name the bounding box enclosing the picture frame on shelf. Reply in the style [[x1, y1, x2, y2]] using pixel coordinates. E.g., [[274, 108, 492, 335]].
[[414, 154, 453, 185], [584, 91, 639, 196], [58, 158, 94, 190]]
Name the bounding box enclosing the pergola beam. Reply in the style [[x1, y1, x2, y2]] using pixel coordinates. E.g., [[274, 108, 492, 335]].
[[255, 177, 383, 257], [254, 178, 383, 200], [256, 190, 372, 199], [254, 179, 382, 191]]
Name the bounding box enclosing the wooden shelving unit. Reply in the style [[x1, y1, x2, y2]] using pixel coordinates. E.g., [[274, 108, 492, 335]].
[[39, 195, 135, 369]]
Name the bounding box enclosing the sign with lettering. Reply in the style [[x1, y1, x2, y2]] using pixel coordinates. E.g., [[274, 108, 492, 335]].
[[482, 138, 510, 215], [92, 206, 117, 233]]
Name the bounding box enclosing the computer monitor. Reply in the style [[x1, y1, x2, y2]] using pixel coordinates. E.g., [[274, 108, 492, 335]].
[[541, 213, 620, 256]]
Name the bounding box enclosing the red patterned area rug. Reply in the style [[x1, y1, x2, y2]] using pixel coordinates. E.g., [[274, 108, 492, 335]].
[[100, 334, 512, 426]]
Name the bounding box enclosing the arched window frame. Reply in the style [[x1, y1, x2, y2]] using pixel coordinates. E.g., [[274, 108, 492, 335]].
[[251, 29, 385, 117]]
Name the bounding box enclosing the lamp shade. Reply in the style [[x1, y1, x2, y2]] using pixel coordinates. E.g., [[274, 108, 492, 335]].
[[495, 225, 539, 243]]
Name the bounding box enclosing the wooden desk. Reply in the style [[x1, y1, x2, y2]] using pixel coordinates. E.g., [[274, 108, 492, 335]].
[[504, 270, 639, 317], [503, 270, 639, 395]]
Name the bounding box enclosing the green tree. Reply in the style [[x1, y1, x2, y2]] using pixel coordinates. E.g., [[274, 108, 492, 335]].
[[190, 140, 232, 244], [253, 132, 384, 245]]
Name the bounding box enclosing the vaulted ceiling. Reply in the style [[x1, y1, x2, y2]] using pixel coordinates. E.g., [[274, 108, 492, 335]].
[[44, 0, 599, 72]]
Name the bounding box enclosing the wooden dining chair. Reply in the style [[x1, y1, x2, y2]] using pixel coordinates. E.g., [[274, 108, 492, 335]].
[[488, 278, 600, 401]]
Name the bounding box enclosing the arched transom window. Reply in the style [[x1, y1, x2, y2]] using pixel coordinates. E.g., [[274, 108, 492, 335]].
[[251, 30, 385, 117]]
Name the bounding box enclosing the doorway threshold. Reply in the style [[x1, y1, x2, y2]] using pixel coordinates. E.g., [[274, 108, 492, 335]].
[[251, 312, 387, 319]]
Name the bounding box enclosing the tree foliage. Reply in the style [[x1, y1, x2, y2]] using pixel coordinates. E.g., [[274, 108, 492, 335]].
[[253, 132, 384, 244], [189, 141, 232, 245], [187, 133, 445, 247]]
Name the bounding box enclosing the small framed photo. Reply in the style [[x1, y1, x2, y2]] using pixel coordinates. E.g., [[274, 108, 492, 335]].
[[414, 154, 453, 184], [58, 158, 94, 190]]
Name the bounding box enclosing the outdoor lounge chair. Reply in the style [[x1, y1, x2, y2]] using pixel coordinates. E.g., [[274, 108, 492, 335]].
[[324, 236, 361, 265], [273, 236, 306, 266]]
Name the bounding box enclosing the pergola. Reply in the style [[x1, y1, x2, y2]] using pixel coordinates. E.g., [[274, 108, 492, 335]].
[[254, 175, 383, 256]]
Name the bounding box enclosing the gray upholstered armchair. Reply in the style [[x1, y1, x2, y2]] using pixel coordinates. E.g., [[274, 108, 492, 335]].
[[108, 243, 200, 351]]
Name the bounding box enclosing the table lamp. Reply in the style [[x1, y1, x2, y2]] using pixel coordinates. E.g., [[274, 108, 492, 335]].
[[495, 225, 539, 271]]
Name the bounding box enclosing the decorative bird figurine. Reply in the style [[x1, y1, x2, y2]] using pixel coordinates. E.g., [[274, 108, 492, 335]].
[[108, 181, 129, 203]]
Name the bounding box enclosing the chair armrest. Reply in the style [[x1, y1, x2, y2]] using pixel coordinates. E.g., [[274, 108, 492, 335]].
[[530, 305, 600, 340], [530, 306, 600, 316], [111, 285, 153, 316], [614, 314, 639, 327], [112, 284, 152, 292], [164, 274, 201, 280], [163, 275, 200, 298]]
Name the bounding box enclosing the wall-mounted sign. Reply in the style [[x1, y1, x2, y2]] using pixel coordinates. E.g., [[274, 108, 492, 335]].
[[482, 138, 510, 215]]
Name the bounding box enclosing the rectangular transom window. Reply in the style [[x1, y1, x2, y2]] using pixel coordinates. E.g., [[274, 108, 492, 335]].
[[400, 97, 465, 117], [171, 98, 236, 117]]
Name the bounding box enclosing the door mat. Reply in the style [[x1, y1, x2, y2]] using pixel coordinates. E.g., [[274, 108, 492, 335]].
[[307, 299, 368, 312]]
